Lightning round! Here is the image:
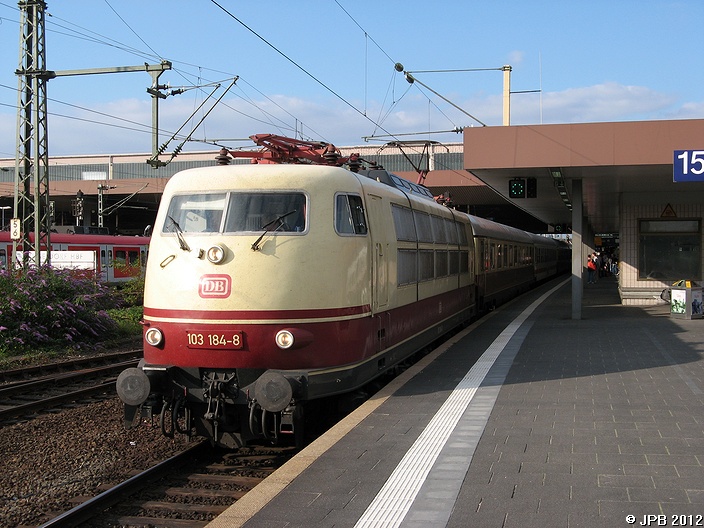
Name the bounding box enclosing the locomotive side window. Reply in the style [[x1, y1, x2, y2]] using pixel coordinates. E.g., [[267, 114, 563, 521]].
[[418, 250, 434, 281], [435, 250, 449, 277], [335, 194, 367, 235], [225, 193, 306, 233], [398, 249, 417, 285], [456, 222, 468, 246], [414, 212, 433, 243], [391, 204, 416, 241], [164, 194, 226, 233]]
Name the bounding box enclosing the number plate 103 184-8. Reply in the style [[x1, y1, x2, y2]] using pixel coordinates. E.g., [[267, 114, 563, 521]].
[[186, 331, 244, 349]]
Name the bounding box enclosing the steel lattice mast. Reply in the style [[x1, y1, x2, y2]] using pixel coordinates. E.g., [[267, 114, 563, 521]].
[[14, 0, 50, 268]]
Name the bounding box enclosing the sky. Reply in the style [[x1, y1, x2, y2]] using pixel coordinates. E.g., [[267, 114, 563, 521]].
[[0, 0, 702, 158]]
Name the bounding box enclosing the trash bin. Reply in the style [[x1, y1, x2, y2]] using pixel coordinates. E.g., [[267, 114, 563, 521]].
[[670, 281, 703, 319]]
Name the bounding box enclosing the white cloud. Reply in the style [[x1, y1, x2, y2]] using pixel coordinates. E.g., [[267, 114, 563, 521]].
[[506, 82, 698, 125]]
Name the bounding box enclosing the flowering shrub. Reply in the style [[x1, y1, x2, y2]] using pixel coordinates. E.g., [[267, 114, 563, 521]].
[[0, 266, 126, 356]]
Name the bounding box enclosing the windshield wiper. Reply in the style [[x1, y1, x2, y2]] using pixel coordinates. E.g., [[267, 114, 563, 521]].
[[251, 210, 297, 251], [167, 215, 191, 252]]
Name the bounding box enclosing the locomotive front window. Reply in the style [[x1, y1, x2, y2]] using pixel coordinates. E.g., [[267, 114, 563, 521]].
[[163, 194, 226, 233], [224, 193, 306, 233], [163, 192, 307, 235]]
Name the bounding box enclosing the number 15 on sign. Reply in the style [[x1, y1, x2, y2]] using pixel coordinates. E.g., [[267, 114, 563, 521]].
[[674, 150, 704, 182]]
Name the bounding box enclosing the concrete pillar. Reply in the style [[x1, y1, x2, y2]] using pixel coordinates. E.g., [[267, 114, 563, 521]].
[[502, 65, 511, 126], [571, 179, 583, 320]]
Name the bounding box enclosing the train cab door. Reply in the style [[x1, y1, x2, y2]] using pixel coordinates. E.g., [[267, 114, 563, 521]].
[[364, 193, 389, 312], [364, 193, 390, 352]]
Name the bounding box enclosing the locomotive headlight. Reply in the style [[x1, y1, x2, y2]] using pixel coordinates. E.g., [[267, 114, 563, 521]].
[[275, 330, 295, 349], [274, 328, 313, 350], [145, 327, 163, 347], [206, 244, 226, 264]]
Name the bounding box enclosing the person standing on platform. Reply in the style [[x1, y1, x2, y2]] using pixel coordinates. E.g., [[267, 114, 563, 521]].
[[587, 253, 597, 284]]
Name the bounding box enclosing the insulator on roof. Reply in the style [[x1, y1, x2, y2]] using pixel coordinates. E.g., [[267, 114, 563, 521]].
[[215, 148, 231, 165], [347, 154, 361, 173]]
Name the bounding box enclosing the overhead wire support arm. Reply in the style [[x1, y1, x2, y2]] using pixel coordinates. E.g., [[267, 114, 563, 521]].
[[100, 183, 149, 217], [402, 70, 487, 127], [47, 60, 172, 79], [147, 77, 239, 168], [51, 61, 174, 161], [362, 128, 464, 142]]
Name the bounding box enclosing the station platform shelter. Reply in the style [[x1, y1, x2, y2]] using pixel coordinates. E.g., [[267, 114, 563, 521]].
[[420, 119, 704, 316]]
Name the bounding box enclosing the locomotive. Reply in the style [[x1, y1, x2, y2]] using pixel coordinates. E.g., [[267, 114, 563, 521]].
[[116, 135, 569, 448]]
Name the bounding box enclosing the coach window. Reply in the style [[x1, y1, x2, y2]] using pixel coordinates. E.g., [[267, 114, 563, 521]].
[[114, 250, 126, 266], [638, 219, 701, 280], [481, 241, 489, 271], [335, 194, 367, 235]]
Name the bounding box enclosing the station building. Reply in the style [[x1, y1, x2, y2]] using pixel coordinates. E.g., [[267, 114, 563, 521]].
[[0, 118, 702, 310]]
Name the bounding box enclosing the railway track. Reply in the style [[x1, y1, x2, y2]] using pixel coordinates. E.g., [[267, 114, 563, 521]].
[[38, 441, 296, 528], [0, 351, 140, 423], [0, 350, 141, 385]]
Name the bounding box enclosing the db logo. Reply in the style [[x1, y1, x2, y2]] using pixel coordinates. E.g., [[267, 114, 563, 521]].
[[199, 274, 231, 298]]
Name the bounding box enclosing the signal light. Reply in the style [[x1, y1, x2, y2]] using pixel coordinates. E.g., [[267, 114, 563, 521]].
[[526, 177, 537, 198], [508, 178, 526, 198]]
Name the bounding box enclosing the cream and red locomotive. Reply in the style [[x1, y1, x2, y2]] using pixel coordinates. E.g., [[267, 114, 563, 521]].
[[117, 136, 568, 448]]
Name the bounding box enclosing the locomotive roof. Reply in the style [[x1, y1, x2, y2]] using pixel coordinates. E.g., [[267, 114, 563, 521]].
[[164, 164, 437, 203], [357, 169, 436, 201]]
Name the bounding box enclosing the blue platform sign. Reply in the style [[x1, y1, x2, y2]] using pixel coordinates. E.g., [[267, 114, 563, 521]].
[[674, 150, 704, 182]]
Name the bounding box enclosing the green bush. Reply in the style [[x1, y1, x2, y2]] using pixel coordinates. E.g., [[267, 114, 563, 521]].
[[107, 305, 144, 335], [0, 265, 143, 358]]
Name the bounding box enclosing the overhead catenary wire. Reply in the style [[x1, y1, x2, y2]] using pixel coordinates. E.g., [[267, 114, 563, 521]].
[[209, 0, 399, 143], [329, 2, 484, 152], [103, 0, 163, 61]]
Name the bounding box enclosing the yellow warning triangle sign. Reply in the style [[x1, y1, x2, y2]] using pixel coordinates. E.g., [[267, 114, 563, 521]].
[[661, 204, 677, 217]]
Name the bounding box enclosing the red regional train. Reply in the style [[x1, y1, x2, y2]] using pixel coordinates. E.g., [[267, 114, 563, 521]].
[[116, 148, 570, 448], [0, 231, 150, 282]]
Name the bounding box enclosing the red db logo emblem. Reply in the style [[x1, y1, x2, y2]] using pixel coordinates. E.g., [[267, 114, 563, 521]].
[[199, 275, 231, 298]]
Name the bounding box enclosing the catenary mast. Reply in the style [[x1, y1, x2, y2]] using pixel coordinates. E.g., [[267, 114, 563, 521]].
[[14, 0, 50, 268]]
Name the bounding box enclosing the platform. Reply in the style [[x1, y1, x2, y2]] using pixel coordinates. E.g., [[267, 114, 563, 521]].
[[206, 275, 704, 528]]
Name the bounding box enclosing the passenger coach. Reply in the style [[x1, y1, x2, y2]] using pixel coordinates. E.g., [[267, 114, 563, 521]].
[[0, 232, 149, 282]]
